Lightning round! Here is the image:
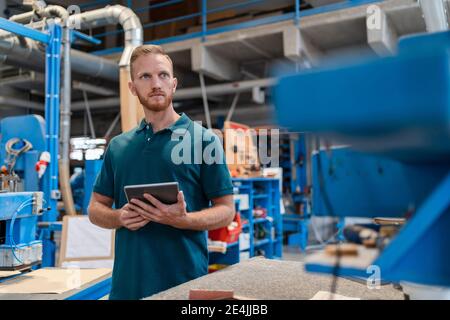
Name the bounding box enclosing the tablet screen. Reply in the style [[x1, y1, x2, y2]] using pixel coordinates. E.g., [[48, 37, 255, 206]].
[[124, 182, 179, 205]]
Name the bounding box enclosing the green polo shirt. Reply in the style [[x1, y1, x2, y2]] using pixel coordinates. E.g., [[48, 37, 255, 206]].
[[93, 113, 233, 300]]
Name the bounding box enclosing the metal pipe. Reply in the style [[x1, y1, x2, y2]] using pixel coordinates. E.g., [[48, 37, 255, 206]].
[[69, 77, 277, 110], [71, 97, 120, 111], [0, 34, 119, 81], [225, 92, 240, 123], [419, 0, 449, 32], [0, 95, 43, 110], [35, 5, 69, 21], [72, 81, 117, 96], [1, 7, 119, 81], [174, 77, 276, 100], [9, 11, 37, 24], [104, 112, 121, 138], [67, 4, 143, 67], [9, 4, 69, 26], [60, 23, 77, 216], [67, 4, 143, 132], [199, 72, 212, 129], [83, 90, 97, 139]]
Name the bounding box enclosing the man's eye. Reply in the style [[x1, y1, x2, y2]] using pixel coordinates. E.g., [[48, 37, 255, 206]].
[[141, 74, 150, 79], [160, 73, 169, 78]]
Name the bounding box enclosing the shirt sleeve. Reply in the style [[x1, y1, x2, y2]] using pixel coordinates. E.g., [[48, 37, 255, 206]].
[[200, 130, 234, 200], [93, 143, 115, 198]]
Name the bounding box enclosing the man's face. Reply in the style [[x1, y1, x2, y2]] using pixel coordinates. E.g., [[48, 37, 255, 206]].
[[128, 54, 177, 112]]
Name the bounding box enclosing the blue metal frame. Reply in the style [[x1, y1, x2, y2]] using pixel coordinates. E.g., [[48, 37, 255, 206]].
[[276, 29, 450, 287], [373, 172, 450, 286], [311, 148, 448, 218], [0, 18, 50, 43], [42, 22, 61, 225], [72, 30, 102, 45], [65, 277, 112, 300], [91, 0, 383, 56]]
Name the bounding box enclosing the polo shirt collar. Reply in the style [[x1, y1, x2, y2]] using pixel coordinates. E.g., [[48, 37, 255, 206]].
[[136, 113, 191, 133]]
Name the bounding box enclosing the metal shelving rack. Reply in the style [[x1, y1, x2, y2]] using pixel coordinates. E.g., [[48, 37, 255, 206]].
[[232, 177, 282, 259], [279, 133, 311, 251]]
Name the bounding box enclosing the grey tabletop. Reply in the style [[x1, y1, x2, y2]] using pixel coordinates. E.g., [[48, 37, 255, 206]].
[[146, 257, 405, 300]]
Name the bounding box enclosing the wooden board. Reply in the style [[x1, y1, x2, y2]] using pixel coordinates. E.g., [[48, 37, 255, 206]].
[[0, 268, 111, 294], [0, 271, 21, 278], [305, 245, 380, 270]]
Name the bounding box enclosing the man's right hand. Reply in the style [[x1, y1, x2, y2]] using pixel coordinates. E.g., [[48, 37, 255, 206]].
[[119, 204, 150, 231]]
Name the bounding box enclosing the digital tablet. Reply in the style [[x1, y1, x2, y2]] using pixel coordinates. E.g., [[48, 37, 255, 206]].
[[124, 182, 179, 205]]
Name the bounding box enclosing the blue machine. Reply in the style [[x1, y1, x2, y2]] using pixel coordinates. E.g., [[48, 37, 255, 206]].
[[0, 192, 44, 269], [275, 30, 450, 287], [0, 18, 62, 269], [0, 115, 48, 269]]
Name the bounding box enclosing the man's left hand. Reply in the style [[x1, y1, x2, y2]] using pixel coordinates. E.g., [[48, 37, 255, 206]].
[[128, 191, 189, 229]]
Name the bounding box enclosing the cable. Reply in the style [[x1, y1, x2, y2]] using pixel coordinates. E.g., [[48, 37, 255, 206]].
[[8, 199, 35, 265], [9, 200, 34, 265], [4, 138, 33, 174], [9, 199, 34, 261]]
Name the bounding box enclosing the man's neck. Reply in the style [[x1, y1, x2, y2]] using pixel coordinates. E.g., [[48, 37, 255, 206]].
[[143, 106, 180, 132]]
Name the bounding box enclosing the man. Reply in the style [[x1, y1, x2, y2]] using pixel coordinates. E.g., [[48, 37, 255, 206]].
[[88, 45, 235, 300]]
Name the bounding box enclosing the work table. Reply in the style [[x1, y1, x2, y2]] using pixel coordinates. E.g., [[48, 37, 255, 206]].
[[146, 257, 405, 300]]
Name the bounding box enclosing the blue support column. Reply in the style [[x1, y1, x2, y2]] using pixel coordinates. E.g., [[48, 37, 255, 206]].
[[43, 23, 62, 224], [42, 23, 62, 267], [295, 0, 300, 26], [201, 0, 207, 42]]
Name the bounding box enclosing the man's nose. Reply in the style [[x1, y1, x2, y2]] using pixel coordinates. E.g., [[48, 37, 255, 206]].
[[149, 76, 162, 89]]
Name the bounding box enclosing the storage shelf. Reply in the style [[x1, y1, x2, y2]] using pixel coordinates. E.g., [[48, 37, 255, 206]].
[[253, 217, 271, 224], [254, 238, 270, 248], [231, 177, 282, 259], [253, 194, 268, 199]]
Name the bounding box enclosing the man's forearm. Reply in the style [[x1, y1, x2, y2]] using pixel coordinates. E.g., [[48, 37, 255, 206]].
[[89, 202, 122, 229], [179, 204, 235, 231]]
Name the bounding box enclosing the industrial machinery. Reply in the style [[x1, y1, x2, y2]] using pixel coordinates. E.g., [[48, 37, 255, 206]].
[[275, 29, 450, 292], [0, 18, 62, 269], [0, 115, 51, 270]]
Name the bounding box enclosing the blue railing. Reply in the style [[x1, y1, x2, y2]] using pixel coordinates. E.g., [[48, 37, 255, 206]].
[[77, 0, 382, 56]]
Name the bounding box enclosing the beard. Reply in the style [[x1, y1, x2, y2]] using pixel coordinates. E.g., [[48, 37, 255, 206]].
[[137, 91, 173, 112]]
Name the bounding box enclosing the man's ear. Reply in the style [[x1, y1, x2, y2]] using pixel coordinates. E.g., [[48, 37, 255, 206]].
[[128, 81, 137, 96], [172, 77, 177, 94]]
